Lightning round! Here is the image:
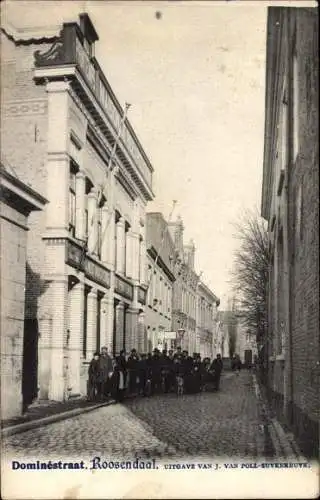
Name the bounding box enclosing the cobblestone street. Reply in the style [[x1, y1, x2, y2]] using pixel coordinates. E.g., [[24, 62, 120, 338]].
[[3, 371, 278, 461]]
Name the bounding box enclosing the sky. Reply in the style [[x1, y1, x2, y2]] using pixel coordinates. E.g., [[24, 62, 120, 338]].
[[3, 0, 272, 308]]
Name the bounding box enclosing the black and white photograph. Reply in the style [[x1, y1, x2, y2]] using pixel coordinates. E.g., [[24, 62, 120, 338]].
[[0, 0, 318, 498]]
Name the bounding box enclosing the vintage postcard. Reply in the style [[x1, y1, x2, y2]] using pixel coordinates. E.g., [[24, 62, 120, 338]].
[[0, 0, 318, 498]]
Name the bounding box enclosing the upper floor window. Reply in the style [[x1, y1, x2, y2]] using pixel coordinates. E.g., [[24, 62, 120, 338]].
[[138, 235, 142, 282], [293, 51, 299, 161], [296, 181, 303, 242], [281, 84, 288, 171], [84, 178, 93, 243], [97, 210, 102, 259], [83, 38, 95, 58], [69, 167, 76, 237], [147, 264, 152, 307]]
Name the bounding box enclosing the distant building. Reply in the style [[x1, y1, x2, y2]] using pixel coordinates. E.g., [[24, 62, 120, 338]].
[[145, 213, 175, 352], [1, 162, 46, 418], [215, 311, 232, 361], [261, 7, 319, 458], [234, 318, 258, 366], [169, 217, 199, 353], [196, 281, 219, 359]]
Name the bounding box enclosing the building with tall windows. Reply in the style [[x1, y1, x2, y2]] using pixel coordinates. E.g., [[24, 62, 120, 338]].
[[168, 217, 199, 353], [1, 12, 154, 402], [145, 213, 175, 352], [196, 281, 219, 359], [261, 7, 318, 458]]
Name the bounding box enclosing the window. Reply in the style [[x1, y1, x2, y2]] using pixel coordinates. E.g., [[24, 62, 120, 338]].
[[153, 271, 158, 309], [293, 51, 299, 161], [84, 178, 92, 245], [281, 83, 288, 171], [159, 276, 163, 313], [96, 293, 102, 352], [84, 209, 89, 241], [83, 38, 94, 58], [83, 287, 90, 359], [97, 211, 102, 259], [114, 214, 118, 270], [138, 235, 142, 282], [276, 228, 284, 355], [296, 181, 303, 242], [147, 265, 152, 307], [69, 169, 76, 237]]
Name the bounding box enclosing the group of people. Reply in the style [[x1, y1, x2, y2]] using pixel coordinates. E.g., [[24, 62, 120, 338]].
[[88, 346, 224, 403]]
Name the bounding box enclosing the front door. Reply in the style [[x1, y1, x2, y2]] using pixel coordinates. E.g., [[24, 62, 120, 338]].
[[22, 319, 39, 411]]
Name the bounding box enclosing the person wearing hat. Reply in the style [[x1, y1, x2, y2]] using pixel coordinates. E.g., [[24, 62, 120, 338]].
[[166, 350, 175, 392], [96, 346, 113, 400], [210, 354, 223, 391], [127, 348, 140, 395], [111, 356, 126, 402], [173, 346, 183, 361], [87, 351, 100, 401], [151, 348, 161, 394]]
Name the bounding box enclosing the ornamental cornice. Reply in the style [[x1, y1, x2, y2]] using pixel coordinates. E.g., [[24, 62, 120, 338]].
[[69, 86, 151, 203], [33, 22, 154, 202]]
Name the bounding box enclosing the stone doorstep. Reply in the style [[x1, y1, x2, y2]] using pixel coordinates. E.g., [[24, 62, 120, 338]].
[[1, 399, 115, 438]]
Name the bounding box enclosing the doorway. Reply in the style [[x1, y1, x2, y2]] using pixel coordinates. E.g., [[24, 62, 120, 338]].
[[22, 319, 39, 412]]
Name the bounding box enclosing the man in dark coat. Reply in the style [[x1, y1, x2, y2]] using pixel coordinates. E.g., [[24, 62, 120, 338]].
[[96, 346, 113, 400], [151, 348, 161, 394], [210, 354, 223, 390], [160, 349, 170, 393], [127, 348, 139, 394], [138, 354, 147, 395], [146, 353, 153, 393], [118, 349, 128, 389], [87, 352, 100, 401], [182, 351, 193, 393], [174, 346, 183, 361], [167, 350, 175, 392], [191, 354, 202, 393]]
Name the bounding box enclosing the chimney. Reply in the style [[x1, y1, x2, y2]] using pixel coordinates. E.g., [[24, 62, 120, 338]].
[[168, 215, 184, 254], [184, 238, 195, 269]]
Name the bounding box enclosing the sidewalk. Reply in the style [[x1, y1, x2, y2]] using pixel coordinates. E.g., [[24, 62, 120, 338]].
[[251, 372, 306, 460], [1, 397, 115, 437]]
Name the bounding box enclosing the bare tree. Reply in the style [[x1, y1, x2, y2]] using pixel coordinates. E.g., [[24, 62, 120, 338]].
[[231, 210, 269, 351]]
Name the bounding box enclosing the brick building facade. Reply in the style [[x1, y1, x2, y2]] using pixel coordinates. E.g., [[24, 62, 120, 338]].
[[145, 212, 175, 352], [196, 281, 219, 359], [1, 13, 154, 402], [168, 217, 199, 353], [0, 163, 46, 418], [261, 7, 319, 458]]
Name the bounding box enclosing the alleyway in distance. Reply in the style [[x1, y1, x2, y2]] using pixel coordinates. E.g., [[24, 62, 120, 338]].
[[3, 371, 278, 460]]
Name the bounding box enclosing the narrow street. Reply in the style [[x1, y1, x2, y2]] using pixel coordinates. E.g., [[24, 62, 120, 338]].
[[3, 371, 278, 461]]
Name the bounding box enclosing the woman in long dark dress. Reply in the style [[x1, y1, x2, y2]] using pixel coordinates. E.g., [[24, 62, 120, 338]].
[[201, 357, 211, 391], [111, 356, 126, 402], [191, 355, 202, 393]]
